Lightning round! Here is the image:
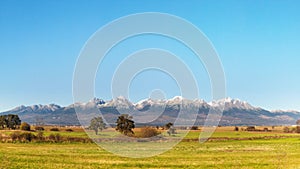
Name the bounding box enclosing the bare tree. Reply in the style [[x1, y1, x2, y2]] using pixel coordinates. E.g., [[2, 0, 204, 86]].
[[89, 116, 106, 135]]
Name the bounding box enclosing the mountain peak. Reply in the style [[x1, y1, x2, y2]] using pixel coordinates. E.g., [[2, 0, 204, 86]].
[[4, 104, 61, 114], [171, 96, 184, 100], [89, 98, 105, 105], [209, 98, 260, 111], [1, 96, 300, 126], [101, 96, 133, 109], [9, 105, 26, 112], [167, 96, 185, 104]]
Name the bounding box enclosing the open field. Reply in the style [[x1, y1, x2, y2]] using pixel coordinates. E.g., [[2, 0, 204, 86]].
[[0, 127, 300, 169], [2, 125, 298, 139]]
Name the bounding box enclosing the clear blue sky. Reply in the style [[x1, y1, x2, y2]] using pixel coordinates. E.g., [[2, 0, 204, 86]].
[[1, 0, 300, 111]]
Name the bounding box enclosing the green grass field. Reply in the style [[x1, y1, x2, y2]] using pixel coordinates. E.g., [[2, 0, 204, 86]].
[[1, 127, 300, 169]]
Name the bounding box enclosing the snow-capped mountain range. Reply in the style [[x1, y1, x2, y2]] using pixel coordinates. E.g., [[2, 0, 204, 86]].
[[208, 97, 262, 111], [1, 96, 299, 126], [8, 104, 61, 114]]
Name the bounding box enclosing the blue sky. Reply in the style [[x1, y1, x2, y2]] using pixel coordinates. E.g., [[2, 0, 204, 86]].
[[1, 0, 300, 111]]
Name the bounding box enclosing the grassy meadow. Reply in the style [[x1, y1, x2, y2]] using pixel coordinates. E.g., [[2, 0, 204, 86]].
[[0, 126, 300, 169]]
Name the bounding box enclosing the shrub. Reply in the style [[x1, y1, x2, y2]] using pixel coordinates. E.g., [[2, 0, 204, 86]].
[[65, 137, 92, 143], [246, 126, 256, 131], [20, 122, 31, 131], [20, 132, 35, 142], [65, 129, 73, 132], [167, 127, 176, 136], [139, 127, 160, 138], [50, 128, 59, 131], [191, 126, 199, 130], [283, 127, 290, 133], [48, 133, 61, 142], [234, 126, 239, 131], [296, 126, 300, 133], [10, 132, 35, 142], [10, 132, 21, 141], [34, 126, 45, 131], [36, 131, 44, 141], [0, 135, 3, 143]]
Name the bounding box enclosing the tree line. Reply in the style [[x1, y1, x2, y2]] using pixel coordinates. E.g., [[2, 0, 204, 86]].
[[0, 114, 21, 129]]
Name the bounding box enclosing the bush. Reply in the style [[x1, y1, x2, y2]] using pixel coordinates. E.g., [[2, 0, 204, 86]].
[[10, 132, 35, 142], [65, 137, 92, 143], [48, 133, 61, 142], [36, 131, 44, 141], [34, 126, 45, 131], [191, 126, 199, 130], [167, 127, 176, 136], [296, 126, 300, 133], [138, 127, 160, 138], [20, 122, 31, 131], [50, 128, 59, 131], [246, 126, 256, 131], [20, 132, 35, 142], [10, 132, 21, 141], [283, 127, 290, 133], [65, 129, 73, 132]]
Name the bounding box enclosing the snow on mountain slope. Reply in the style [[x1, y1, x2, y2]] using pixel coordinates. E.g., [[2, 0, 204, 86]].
[[2, 104, 61, 114], [1, 96, 299, 126], [208, 97, 261, 111], [2, 96, 293, 114], [100, 96, 134, 109]]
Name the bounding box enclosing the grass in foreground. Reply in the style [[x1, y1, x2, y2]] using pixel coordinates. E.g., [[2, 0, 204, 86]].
[[0, 138, 300, 169], [1, 126, 300, 169]]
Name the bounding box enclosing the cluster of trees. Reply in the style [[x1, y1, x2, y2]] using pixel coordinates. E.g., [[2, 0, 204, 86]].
[[89, 114, 177, 137], [88, 114, 135, 136], [0, 114, 21, 129]]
